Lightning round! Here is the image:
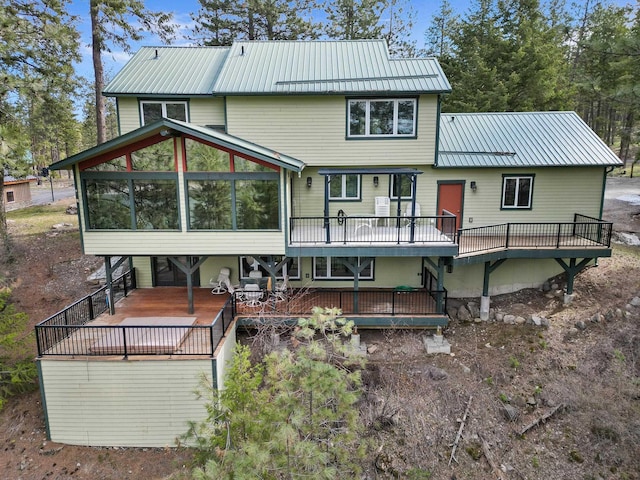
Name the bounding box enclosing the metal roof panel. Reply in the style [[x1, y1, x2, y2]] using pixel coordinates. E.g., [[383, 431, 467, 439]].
[[438, 112, 622, 167]]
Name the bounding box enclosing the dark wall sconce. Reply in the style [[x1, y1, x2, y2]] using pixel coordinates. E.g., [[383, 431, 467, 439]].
[[373, 176, 379, 187], [470, 181, 477, 191], [306, 176, 312, 188]]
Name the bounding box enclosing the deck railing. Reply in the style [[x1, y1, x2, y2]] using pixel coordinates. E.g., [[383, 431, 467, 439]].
[[457, 215, 613, 255], [235, 287, 447, 316], [289, 215, 457, 245], [36, 279, 233, 358]]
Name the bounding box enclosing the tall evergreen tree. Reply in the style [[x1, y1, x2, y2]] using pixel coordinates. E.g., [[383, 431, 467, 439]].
[[324, 0, 386, 40], [191, 0, 320, 46], [424, 0, 459, 59], [0, 0, 79, 250], [89, 0, 175, 144]]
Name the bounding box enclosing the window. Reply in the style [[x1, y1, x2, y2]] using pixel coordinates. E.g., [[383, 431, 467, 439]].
[[140, 101, 188, 125], [5, 191, 15, 203], [239, 256, 300, 280], [502, 175, 534, 209], [348, 99, 416, 137], [313, 257, 374, 280], [390, 174, 413, 200], [329, 174, 360, 200]]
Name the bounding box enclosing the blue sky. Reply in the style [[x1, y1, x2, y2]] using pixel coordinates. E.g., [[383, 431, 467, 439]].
[[69, 0, 634, 84]]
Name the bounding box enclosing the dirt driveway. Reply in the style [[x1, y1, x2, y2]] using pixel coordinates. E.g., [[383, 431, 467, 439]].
[[603, 176, 640, 236]]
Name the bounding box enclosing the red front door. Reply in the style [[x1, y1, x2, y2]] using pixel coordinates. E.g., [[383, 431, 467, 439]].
[[437, 182, 464, 234]]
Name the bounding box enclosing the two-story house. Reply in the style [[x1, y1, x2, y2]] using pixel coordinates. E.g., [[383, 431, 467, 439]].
[[36, 40, 621, 447]]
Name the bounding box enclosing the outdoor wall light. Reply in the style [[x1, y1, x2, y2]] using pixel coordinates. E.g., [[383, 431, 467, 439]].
[[373, 176, 379, 187], [470, 181, 477, 191], [306, 176, 312, 188]]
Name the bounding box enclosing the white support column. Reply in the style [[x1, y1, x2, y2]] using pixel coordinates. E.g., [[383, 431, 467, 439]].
[[480, 295, 490, 321]]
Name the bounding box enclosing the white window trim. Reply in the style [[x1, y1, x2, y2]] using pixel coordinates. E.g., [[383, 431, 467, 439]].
[[313, 257, 374, 280], [348, 98, 417, 138], [328, 174, 361, 200], [140, 100, 189, 125], [501, 176, 533, 209]]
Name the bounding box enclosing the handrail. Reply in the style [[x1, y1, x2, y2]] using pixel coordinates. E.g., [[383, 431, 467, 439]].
[[458, 216, 613, 255]]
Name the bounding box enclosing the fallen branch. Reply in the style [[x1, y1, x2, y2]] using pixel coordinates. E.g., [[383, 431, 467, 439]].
[[479, 433, 506, 480], [518, 403, 565, 436], [449, 395, 473, 466]]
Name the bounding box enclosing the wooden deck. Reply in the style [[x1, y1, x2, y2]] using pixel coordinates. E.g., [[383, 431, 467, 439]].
[[91, 287, 228, 326]]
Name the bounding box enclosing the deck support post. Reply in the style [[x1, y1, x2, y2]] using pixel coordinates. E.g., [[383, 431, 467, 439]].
[[554, 257, 593, 297], [342, 257, 373, 314], [168, 256, 210, 314], [481, 259, 507, 320], [105, 256, 115, 315]]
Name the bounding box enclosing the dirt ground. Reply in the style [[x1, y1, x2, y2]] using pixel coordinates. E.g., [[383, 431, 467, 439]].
[[0, 178, 639, 479]]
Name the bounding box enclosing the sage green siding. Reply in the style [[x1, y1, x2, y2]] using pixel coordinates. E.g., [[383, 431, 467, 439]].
[[214, 322, 237, 389], [116, 97, 140, 134], [226, 95, 438, 167], [441, 258, 568, 297], [117, 97, 225, 134], [425, 166, 604, 226], [40, 359, 212, 447]]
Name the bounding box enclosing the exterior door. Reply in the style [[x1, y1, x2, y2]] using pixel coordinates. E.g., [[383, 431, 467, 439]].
[[152, 257, 200, 286], [437, 182, 464, 234]]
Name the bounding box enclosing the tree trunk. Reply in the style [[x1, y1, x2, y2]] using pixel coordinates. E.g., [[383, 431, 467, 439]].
[[90, 0, 107, 145], [0, 179, 7, 253]]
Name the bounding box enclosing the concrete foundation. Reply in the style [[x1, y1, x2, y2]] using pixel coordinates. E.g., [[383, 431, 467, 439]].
[[480, 295, 490, 321], [424, 333, 451, 355]]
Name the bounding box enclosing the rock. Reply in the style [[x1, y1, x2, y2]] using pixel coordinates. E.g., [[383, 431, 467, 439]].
[[527, 396, 537, 407], [530, 315, 542, 326], [457, 305, 471, 322], [65, 204, 77, 215], [503, 314, 516, 324], [51, 222, 73, 230], [575, 320, 587, 331], [501, 404, 520, 422], [630, 296, 640, 307], [542, 281, 551, 292], [540, 317, 550, 327], [565, 327, 579, 340], [604, 310, 615, 322], [495, 312, 504, 322], [551, 283, 559, 290], [515, 316, 526, 325], [367, 344, 378, 354], [474, 317, 482, 323], [446, 305, 458, 319], [467, 301, 480, 318], [590, 313, 602, 323], [424, 366, 448, 381], [489, 308, 496, 321], [615, 308, 624, 319]]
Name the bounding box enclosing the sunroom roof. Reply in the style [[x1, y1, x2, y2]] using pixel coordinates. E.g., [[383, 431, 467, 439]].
[[49, 119, 305, 173]]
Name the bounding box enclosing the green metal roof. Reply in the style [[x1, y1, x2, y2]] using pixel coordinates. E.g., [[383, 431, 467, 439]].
[[212, 40, 451, 95], [437, 112, 622, 168], [105, 40, 451, 97], [49, 119, 305, 172], [104, 47, 229, 96]]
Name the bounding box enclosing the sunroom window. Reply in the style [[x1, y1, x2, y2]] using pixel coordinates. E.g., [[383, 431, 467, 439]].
[[348, 99, 416, 137], [502, 175, 534, 209], [140, 100, 188, 125]]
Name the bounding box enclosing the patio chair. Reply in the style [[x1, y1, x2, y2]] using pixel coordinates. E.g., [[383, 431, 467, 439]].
[[210, 267, 234, 294], [242, 283, 264, 307], [272, 276, 289, 302], [404, 202, 421, 227], [375, 196, 390, 227]]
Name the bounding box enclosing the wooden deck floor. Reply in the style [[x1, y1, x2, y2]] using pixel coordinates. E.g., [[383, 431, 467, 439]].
[[92, 287, 228, 326]]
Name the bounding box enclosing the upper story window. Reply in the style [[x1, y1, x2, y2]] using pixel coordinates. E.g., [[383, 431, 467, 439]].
[[502, 175, 534, 209], [140, 100, 188, 125], [329, 174, 360, 200], [348, 98, 417, 138]]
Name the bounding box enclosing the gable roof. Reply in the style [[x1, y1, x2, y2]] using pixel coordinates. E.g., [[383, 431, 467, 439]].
[[48, 119, 305, 173], [104, 47, 230, 97], [104, 40, 451, 97], [437, 111, 622, 168]]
